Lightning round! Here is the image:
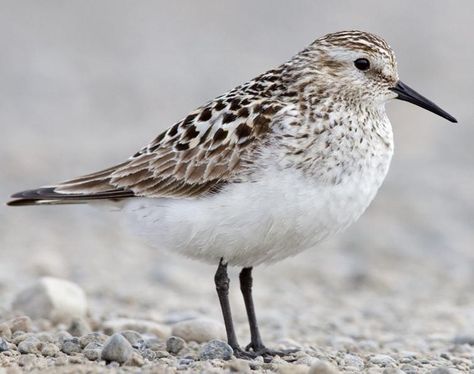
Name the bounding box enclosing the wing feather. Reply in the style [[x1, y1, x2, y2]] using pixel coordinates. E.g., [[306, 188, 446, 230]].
[[8, 96, 293, 206]]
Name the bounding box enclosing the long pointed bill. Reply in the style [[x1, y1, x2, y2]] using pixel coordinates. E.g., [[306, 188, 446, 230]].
[[390, 81, 457, 123]]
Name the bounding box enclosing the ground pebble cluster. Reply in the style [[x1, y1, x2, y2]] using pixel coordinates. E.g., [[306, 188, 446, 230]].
[[2, 275, 474, 373]]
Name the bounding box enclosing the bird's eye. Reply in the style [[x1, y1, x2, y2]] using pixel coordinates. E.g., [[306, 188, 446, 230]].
[[354, 58, 370, 71]]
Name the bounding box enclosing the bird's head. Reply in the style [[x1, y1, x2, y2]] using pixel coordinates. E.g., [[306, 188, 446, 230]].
[[302, 30, 456, 123]]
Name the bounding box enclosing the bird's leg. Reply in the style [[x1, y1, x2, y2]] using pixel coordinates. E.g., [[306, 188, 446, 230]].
[[239, 267, 265, 352], [214, 258, 241, 351], [240, 267, 299, 359]]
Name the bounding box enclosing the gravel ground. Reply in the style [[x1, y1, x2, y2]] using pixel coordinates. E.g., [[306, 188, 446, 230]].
[[1, 1, 474, 373]]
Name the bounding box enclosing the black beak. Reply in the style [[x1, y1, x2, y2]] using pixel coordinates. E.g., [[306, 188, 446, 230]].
[[390, 81, 457, 123]]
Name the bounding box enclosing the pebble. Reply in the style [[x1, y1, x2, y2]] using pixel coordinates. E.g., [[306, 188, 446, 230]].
[[166, 336, 186, 354], [308, 361, 340, 374], [400, 364, 419, 373], [102, 318, 171, 338], [67, 318, 91, 337], [124, 351, 145, 367], [171, 318, 226, 343], [79, 332, 108, 348], [83, 342, 103, 361], [41, 342, 60, 357], [56, 330, 73, 343], [12, 332, 33, 345], [141, 348, 158, 361], [101, 333, 133, 364], [68, 355, 84, 364], [17, 336, 41, 354], [177, 357, 194, 369], [370, 354, 397, 367], [36, 332, 56, 343], [199, 339, 233, 361], [61, 337, 82, 355], [12, 277, 87, 323], [7, 316, 32, 333], [120, 330, 144, 349], [55, 354, 68, 366], [342, 353, 365, 370], [0, 337, 9, 352]]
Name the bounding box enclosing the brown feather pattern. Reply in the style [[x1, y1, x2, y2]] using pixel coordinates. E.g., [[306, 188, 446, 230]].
[[8, 91, 289, 205]]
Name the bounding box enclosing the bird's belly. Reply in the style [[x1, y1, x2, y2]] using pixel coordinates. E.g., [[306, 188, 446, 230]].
[[123, 167, 387, 267]]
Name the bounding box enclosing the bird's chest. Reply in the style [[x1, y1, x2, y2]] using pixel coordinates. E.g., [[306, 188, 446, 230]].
[[262, 114, 394, 239]]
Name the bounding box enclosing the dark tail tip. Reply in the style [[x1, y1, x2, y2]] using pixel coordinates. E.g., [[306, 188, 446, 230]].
[[7, 187, 62, 207]]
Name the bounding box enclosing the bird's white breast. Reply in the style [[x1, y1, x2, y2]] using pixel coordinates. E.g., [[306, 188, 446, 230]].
[[122, 148, 392, 267]]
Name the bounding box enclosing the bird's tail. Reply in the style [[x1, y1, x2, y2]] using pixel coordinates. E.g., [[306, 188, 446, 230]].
[[7, 162, 135, 206]]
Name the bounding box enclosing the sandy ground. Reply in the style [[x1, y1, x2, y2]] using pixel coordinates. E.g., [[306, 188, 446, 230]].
[[1, 1, 473, 372]]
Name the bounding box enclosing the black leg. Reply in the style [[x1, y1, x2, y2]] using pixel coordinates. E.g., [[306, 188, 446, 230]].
[[239, 267, 265, 351], [214, 258, 240, 349], [240, 267, 300, 360]]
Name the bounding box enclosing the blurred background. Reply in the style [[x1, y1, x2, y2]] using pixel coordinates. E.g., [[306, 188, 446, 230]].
[[0, 0, 473, 345]]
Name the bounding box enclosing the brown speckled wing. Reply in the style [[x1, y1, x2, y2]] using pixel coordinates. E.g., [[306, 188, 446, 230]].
[[45, 98, 289, 201]]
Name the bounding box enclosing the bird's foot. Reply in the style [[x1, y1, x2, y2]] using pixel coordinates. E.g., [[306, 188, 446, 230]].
[[244, 343, 299, 362], [232, 347, 259, 360]]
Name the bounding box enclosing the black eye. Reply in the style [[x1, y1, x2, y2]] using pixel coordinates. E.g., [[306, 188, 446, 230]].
[[354, 58, 370, 71]]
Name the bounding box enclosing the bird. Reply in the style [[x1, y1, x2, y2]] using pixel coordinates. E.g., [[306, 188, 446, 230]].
[[7, 30, 456, 360]]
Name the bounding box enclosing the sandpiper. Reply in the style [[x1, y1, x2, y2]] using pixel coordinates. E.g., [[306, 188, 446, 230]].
[[8, 31, 456, 359]]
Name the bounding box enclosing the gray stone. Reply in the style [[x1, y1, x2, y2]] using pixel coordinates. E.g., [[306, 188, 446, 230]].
[[0, 337, 9, 352], [177, 357, 194, 369], [79, 332, 108, 348], [120, 330, 144, 349], [12, 332, 33, 345], [61, 337, 82, 355], [56, 330, 73, 345], [171, 318, 226, 343], [199, 339, 233, 361], [12, 277, 87, 323], [36, 332, 56, 343], [166, 335, 186, 354], [342, 353, 364, 370], [140, 348, 157, 361], [101, 333, 133, 364], [431, 369, 452, 374], [41, 342, 60, 357], [67, 318, 91, 337], [83, 342, 103, 361], [18, 336, 41, 354]]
